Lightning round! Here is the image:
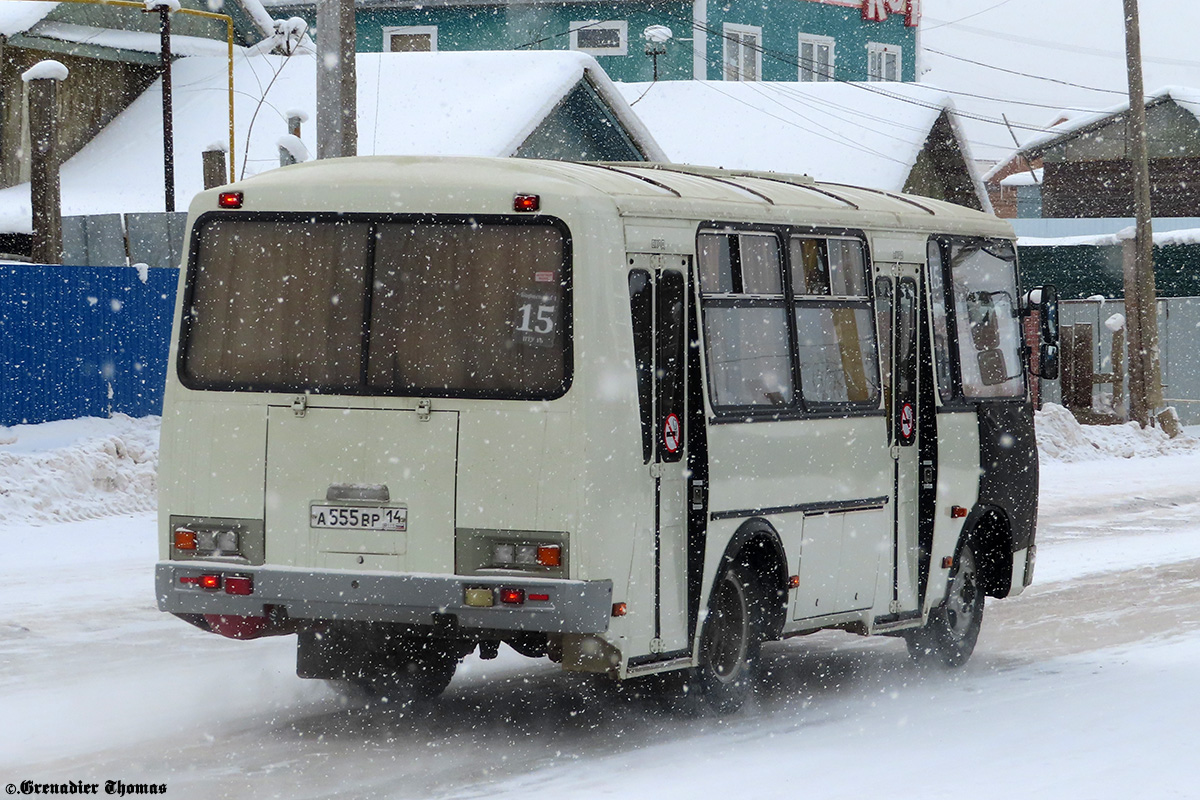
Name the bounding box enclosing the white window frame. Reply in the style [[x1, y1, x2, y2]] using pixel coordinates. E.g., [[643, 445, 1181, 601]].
[[866, 42, 902, 81], [723, 23, 762, 82], [798, 33, 835, 82], [569, 20, 628, 56], [383, 25, 438, 52]]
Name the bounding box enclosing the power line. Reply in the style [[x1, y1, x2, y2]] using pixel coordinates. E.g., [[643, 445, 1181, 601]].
[[924, 47, 1126, 95], [920, 0, 1018, 32]]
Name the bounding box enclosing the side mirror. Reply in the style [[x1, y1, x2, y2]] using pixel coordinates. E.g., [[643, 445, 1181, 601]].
[[1039, 343, 1059, 380], [1027, 285, 1059, 380], [1038, 284, 1059, 346]]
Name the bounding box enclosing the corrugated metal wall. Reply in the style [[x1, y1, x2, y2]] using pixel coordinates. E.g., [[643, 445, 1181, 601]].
[[1039, 296, 1200, 424], [0, 264, 178, 426]]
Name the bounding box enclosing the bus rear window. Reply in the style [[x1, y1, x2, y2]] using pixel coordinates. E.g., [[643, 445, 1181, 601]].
[[181, 215, 570, 399]]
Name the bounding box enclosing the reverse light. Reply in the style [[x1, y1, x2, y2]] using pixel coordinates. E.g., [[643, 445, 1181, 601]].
[[499, 588, 525, 605], [465, 587, 495, 607], [513, 194, 540, 213], [218, 191, 243, 209], [199, 574, 221, 591]]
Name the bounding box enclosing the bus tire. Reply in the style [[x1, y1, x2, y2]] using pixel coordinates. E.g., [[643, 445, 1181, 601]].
[[906, 544, 984, 668], [695, 565, 762, 714]]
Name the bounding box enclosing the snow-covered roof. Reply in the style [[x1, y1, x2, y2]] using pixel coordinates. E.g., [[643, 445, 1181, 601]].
[[0, 1, 58, 37], [1018, 227, 1200, 249], [1000, 167, 1042, 187], [0, 50, 664, 233], [614, 80, 988, 207], [27, 21, 237, 58], [1019, 86, 1200, 156]]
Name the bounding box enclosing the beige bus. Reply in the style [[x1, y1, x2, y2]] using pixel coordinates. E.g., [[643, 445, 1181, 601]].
[[155, 156, 1058, 712]]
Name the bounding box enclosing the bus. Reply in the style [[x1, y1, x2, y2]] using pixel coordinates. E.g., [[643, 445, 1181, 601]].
[[155, 156, 1059, 712]]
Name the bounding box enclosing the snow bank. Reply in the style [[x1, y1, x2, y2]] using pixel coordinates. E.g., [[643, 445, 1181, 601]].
[[1036, 402, 1199, 462], [0, 415, 159, 525]]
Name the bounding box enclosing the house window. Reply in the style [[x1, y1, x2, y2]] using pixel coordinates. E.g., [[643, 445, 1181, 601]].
[[798, 33, 834, 81], [867, 42, 902, 81], [723, 23, 762, 81], [570, 21, 628, 56], [384, 26, 437, 52]]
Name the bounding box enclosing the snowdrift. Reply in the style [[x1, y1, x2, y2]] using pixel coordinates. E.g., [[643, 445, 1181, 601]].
[[1036, 402, 1199, 462], [0, 414, 158, 524]]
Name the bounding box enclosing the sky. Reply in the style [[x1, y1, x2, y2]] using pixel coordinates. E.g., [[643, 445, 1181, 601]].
[[920, 0, 1200, 162]]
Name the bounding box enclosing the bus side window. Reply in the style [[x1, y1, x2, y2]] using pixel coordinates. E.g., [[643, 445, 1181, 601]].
[[791, 236, 879, 407], [926, 239, 954, 402], [699, 232, 794, 409], [629, 269, 654, 464], [875, 276, 893, 433], [657, 270, 686, 463], [896, 278, 917, 444]]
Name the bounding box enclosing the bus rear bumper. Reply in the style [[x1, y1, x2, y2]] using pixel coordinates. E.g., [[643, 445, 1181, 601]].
[[155, 561, 614, 635]]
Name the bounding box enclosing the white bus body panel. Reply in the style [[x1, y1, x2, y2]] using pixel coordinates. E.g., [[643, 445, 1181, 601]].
[[156, 156, 1030, 676]]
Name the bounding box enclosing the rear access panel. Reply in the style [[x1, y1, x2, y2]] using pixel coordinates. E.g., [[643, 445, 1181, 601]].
[[265, 406, 458, 572]]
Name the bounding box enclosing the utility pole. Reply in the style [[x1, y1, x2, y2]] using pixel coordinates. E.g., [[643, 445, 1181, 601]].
[[316, 0, 357, 159], [1121, 0, 1161, 427], [24, 61, 68, 265], [145, 1, 176, 212]]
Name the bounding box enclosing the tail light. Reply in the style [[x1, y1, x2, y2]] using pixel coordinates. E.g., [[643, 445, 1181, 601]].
[[224, 575, 253, 595]]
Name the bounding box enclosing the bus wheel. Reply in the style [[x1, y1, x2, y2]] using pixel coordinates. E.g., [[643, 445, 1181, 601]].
[[906, 544, 984, 668], [696, 565, 762, 714]]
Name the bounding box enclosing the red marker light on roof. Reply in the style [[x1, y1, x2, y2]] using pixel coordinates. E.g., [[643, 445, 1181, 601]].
[[513, 194, 540, 213], [218, 191, 243, 209]]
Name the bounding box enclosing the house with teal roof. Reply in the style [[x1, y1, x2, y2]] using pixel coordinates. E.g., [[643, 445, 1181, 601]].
[[260, 0, 919, 84]]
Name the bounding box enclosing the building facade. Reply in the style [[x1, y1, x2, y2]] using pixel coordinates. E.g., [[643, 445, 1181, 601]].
[[262, 0, 919, 83]]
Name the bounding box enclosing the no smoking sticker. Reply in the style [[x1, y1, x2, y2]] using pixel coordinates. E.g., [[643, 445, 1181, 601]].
[[662, 413, 682, 454], [900, 402, 915, 441]]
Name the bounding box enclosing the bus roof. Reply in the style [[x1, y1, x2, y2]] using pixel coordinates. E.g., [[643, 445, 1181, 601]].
[[204, 156, 1015, 240]]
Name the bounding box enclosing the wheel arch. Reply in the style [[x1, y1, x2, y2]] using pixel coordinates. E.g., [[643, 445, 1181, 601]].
[[715, 518, 789, 640], [961, 504, 1015, 599]]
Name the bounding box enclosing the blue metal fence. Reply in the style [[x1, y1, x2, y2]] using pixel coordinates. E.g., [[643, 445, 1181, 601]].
[[0, 265, 179, 426]]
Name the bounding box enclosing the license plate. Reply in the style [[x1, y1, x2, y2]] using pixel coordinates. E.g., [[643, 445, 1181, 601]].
[[310, 504, 408, 531]]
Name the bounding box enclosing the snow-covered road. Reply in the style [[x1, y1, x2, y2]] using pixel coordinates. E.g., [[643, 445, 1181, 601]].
[[1, 413, 1198, 799]]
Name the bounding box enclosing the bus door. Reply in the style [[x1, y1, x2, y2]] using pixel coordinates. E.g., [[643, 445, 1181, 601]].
[[629, 256, 697, 659], [875, 264, 922, 620]]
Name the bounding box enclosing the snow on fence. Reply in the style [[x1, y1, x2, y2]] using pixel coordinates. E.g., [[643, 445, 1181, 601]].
[[0, 264, 178, 427]]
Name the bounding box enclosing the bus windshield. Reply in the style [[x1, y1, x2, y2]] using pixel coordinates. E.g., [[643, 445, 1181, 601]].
[[181, 215, 570, 399], [947, 239, 1024, 399]]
